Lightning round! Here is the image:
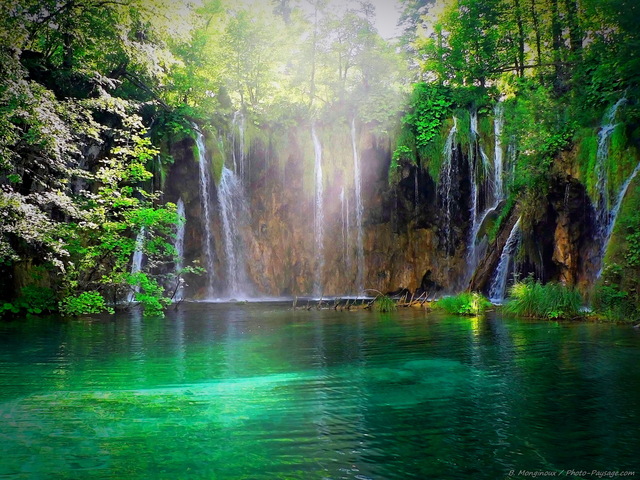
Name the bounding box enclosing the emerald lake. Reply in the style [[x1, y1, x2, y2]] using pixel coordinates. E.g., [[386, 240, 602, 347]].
[[1, 304, 639, 479]]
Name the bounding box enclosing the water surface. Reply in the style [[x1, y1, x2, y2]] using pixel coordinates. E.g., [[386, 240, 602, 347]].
[[1, 304, 639, 479]]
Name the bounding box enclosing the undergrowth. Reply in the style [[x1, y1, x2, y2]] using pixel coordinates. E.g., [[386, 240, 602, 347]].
[[504, 277, 583, 319], [435, 292, 491, 315]]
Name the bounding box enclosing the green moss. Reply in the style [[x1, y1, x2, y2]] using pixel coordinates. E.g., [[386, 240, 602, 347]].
[[597, 182, 640, 322], [209, 136, 225, 184], [422, 123, 447, 184], [609, 125, 640, 195], [487, 195, 516, 243], [478, 115, 493, 148], [576, 128, 598, 200], [454, 109, 471, 152]]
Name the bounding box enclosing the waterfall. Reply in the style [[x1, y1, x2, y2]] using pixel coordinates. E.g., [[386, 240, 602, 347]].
[[595, 98, 626, 225], [440, 117, 458, 256], [351, 118, 365, 294], [312, 126, 324, 297], [593, 97, 635, 278], [232, 111, 247, 181], [467, 109, 491, 267], [467, 104, 506, 276], [596, 161, 640, 278], [468, 111, 480, 253], [489, 218, 522, 303], [193, 124, 216, 299], [217, 166, 250, 298], [493, 102, 504, 201], [127, 227, 145, 303], [174, 198, 186, 301], [470, 109, 490, 171], [341, 187, 353, 276]]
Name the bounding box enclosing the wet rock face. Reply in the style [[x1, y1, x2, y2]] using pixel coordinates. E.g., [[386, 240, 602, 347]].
[[547, 176, 599, 290], [168, 125, 604, 298], [167, 126, 473, 298]]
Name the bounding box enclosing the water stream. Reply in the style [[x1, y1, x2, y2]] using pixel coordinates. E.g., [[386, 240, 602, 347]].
[[173, 198, 186, 301], [232, 111, 247, 182], [493, 102, 504, 201], [596, 161, 640, 278], [351, 118, 365, 294], [440, 117, 458, 257], [193, 124, 216, 298], [593, 97, 637, 278], [489, 217, 521, 303], [127, 228, 145, 303], [312, 126, 325, 297], [217, 166, 250, 298], [467, 105, 506, 280]]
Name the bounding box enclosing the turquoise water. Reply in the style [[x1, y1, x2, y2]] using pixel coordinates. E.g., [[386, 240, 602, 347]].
[[1, 304, 639, 479]]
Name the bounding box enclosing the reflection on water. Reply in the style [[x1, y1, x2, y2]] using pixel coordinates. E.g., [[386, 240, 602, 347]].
[[1, 304, 639, 479]]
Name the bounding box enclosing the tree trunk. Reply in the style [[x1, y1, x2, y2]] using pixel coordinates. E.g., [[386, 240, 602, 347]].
[[514, 0, 526, 77], [550, 0, 567, 92], [530, 0, 543, 80], [563, 0, 582, 57]]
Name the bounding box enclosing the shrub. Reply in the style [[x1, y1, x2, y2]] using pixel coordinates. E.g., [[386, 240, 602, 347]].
[[128, 273, 171, 317], [374, 295, 397, 313], [504, 277, 583, 319], [593, 284, 637, 322], [435, 292, 491, 315], [59, 291, 114, 316], [1, 285, 58, 318]]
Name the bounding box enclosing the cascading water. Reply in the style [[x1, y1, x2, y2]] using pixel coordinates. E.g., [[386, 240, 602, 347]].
[[174, 198, 186, 301], [440, 117, 458, 256], [351, 118, 365, 295], [595, 98, 627, 216], [596, 161, 640, 278], [468, 110, 480, 249], [217, 166, 250, 298], [493, 102, 504, 201], [193, 124, 216, 299], [231, 111, 247, 181], [312, 126, 325, 297], [470, 109, 491, 173], [489, 218, 521, 303], [340, 187, 352, 274], [127, 227, 145, 303], [467, 105, 506, 280], [592, 97, 638, 278]]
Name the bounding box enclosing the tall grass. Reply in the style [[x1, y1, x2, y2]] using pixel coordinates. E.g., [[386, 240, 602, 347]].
[[435, 292, 491, 315], [504, 277, 583, 319], [374, 295, 397, 312]]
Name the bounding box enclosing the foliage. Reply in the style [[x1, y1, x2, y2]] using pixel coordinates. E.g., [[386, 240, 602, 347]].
[[504, 277, 583, 320], [1, 286, 57, 319], [435, 292, 491, 316], [59, 291, 114, 317], [374, 295, 397, 313], [402, 83, 452, 148], [595, 185, 640, 322], [593, 281, 638, 323]]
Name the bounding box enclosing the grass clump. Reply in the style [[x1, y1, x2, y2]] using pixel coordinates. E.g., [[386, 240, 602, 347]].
[[435, 292, 491, 315], [374, 295, 397, 312], [504, 277, 583, 319]]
